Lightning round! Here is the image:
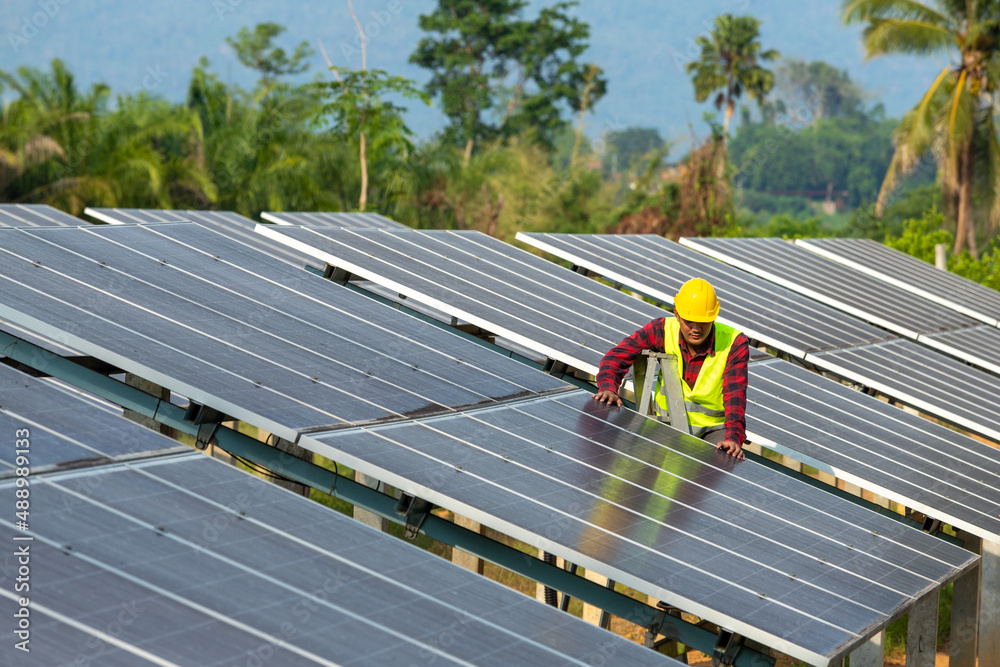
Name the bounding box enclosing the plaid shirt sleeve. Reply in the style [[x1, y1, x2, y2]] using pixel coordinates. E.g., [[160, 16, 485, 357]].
[[596, 318, 666, 393], [723, 333, 750, 446]]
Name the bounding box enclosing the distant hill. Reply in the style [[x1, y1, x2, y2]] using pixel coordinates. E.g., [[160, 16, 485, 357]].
[[3, 0, 949, 155]]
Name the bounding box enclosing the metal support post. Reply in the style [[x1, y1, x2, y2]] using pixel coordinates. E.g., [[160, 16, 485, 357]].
[[581, 568, 608, 626], [451, 514, 486, 574], [981, 539, 999, 667], [598, 578, 616, 630], [850, 630, 884, 667], [354, 471, 389, 532], [272, 437, 312, 497], [951, 531, 981, 667], [905, 591, 938, 667], [559, 561, 579, 612], [934, 243, 948, 270]]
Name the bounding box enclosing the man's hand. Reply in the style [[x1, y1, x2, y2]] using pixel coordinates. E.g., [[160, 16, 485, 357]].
[[592, 390, 622, 407], [716, 439, 745, 461]]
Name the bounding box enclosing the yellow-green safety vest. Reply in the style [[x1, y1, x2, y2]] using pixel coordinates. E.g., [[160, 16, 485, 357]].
[[655, 318, 741, 437]]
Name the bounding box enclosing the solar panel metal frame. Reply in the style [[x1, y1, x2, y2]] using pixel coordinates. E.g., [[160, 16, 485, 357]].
[[261, 210, 408, 229], [255, 225, 672, 379], [0, 454, 674, 666], [0, 203, 87, 227], [515, 232, 895, 359], [797, 237, 1000, 328]]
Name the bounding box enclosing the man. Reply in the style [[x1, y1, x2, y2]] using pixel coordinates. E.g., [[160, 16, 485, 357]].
[[593, 277, 749, 460]]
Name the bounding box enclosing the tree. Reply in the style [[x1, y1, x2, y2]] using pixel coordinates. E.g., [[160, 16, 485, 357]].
[[226, 23, 314, 89], [410, 0, 605, 159], [2, 59, 212, 213], [317, 3, 428, 212], [686, 14, 779, 140], [778, 59, 866, 123], [603, 127, 666, 175], [844, 0, 1000, 257]]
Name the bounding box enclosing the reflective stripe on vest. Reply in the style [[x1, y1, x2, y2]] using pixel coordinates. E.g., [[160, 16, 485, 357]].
[[655, 319, 741, 434]]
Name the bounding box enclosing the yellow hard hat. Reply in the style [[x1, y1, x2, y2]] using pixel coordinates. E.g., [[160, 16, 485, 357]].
[[674, 278, 720, 322]]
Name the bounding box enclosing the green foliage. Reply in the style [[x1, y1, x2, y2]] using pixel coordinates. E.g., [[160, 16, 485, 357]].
[[1, 59, 213, 214], [884, 209, 950, 262], [730, 113, 900, 208], [226, 23, 314, 86], [843, 0, 1000, 257], [846, 184, 941, 239], [318, 68, 428, 152], [883, 210, 1000, 290], [686, 14, 779, 134], [410, 0, 605, 152], [603, 126, 665, 174], [776, 59, 866, 122], [743, 214, 832, 239]]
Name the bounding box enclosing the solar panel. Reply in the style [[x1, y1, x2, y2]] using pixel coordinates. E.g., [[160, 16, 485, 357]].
[[85, 207, 321, 268], [516, 233, 895, 358], [798, 237, 1000, 327], [0, 455, 671, 665], [304, 389, 976, 667], [0, 224, 567, 443], [748, 358, 1000, 543], [0, 362, 184, 474], [261, 210, 408, 229], [807, 339, 1000, 443], [680, 237, 1000, 373], [518, 232, 1000, 445], [254, 226, 671, 376], [0, 225, 975, 665], [919, 325, 1000, 376], [0, 204, 85, 227]]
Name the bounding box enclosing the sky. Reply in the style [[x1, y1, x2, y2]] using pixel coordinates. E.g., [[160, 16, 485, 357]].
[[2, 0, 952, 154]]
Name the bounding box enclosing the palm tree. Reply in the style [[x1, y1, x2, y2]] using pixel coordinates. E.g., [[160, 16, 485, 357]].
[[844, 0, 1000, 257], [686, 15, 779, 141]]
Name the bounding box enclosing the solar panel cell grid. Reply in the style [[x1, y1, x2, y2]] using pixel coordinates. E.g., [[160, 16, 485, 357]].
[[0, 225, 566, 441], [808, 339, 1000, 443], [516, 232, 895, 357], [798, 238, 1000, 327], [0, 363, 184, 473], [0, 455, 670, 666], [0, 223, 980, 666], [307, 390, 976, 666], [85, 207, 321, 268], [0, 204, 84, 227], [256, 226, 670, 374], [748, 359, 1000, 543], [261, 210, 408, 229], [680, 237, 982, 338]]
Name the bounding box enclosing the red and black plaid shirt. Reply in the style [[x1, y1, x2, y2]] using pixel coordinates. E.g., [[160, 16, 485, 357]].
[[597, 318, 750, 445]]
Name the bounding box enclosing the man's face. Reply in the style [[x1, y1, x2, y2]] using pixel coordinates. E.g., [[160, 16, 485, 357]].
[[674, 311, 713, 349]]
